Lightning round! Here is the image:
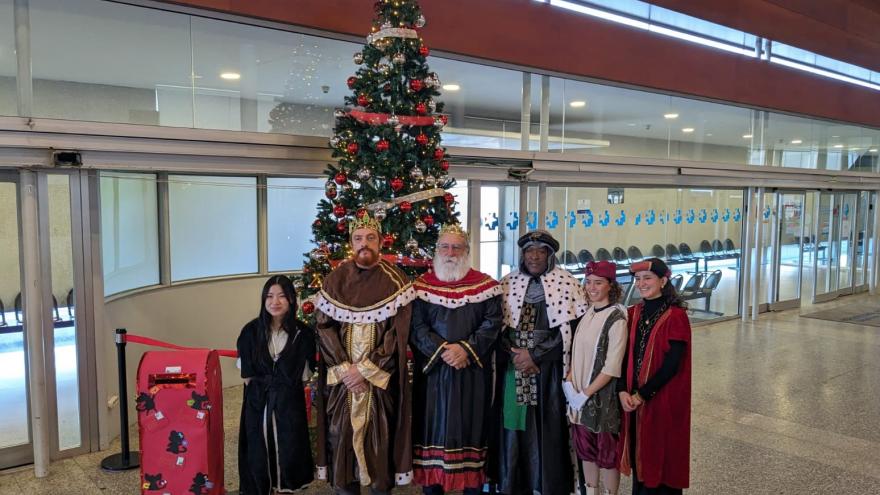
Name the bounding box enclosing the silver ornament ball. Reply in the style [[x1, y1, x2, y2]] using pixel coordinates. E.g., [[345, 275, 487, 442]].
[[388, 114, 400, 126], [357, 168, 372, 181], [406, 238, 419, 251], [415, 15, 426, 28], [410, 167, 424, 180], [392, 53, 406, 65], [424, 175, 437, 187], [353, 52, 364, 64], [375, 207, 387, 221], [415, 220, 427, 233]]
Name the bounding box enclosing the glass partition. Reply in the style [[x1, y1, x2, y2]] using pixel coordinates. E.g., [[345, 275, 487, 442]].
[[0, 0, 15, 117], [546, 185, 744, 322]]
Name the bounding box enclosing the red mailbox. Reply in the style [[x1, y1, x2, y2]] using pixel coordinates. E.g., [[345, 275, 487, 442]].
[[136, 349, 224, 494]]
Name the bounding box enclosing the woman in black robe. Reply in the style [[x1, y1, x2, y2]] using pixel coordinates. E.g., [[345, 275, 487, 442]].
[[237, 275, 316, 494]]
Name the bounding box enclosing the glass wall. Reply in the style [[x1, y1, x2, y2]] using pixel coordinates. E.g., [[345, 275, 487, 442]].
[[0, 0, 875, 171], [546, 185, 744, 322], [168, 175, 258, 281], [267, 177, 324, 272], [100, 172, 160, 295], [0, 0, 14, 116]]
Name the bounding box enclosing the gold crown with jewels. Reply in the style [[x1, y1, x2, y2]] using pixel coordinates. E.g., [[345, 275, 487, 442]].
[[348, 212, 383, 234], [438, 222, 469, 244]]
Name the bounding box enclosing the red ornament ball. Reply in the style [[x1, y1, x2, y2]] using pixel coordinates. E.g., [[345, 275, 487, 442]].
[[334, 172, 348, 184], [440, 160, 450, 171], [346, 142, 359, 155], [410, 79, 424, 92], [376, 139, 390, 152], [301, 301, 315, 314], [383, 83, 392, 93], [382, 234, 394, 248], [415, 103, 428, 115], [390, 177, 405, 192], [357, 94, 370, 107], [444, 192, 454, 204], [313, 219, 322, 227], [440, 115, 449, 125], [416, 134, 429, 146], [399, 201, 413, 213], [336, 219, 348, 232], [333, 204, 346, 218], [356, 208, 368, 219], [423, 215, 435, 226], [433, 148, 445, 160], [346, 76, 357, 89], [419, 45, 429, 57]]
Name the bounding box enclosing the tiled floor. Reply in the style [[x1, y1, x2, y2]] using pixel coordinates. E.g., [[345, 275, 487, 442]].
[[3, 294, 880, 494]]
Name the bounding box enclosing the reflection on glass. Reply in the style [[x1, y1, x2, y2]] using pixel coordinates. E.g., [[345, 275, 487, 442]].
[[46, 174, 81, 451], [545, 185, 743, 321], [777, 193, 805, 302], [838, 193, 858, 290], [168, 175, 258, 281], [100, 172, 160, 295], [757, 192, 775, 305], [30, 0, 192, 126], [0, 181, 29, 449], [815, 193, 834, 296], [479, 186, 501, 279], [267, 178, 324, 272], [0, 0, 16, 117]]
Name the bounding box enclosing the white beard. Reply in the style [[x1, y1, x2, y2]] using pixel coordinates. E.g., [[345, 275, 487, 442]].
[[433, 254, 470, 282]]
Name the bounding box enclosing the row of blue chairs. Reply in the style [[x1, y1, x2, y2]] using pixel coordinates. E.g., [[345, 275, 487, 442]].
[[558, 239, 740, 273]]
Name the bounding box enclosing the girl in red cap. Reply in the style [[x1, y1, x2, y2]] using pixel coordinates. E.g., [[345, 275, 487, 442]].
[[617, 258, 691, 495], [566, 260, 628, 495]]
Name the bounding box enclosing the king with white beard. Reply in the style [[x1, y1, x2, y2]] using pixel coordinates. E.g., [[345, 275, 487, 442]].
[[410, 224, 504, 495]]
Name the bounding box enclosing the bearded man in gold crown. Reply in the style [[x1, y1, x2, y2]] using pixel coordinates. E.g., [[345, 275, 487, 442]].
[[315, 214, 416, 495], [410, 223, 503, 495]]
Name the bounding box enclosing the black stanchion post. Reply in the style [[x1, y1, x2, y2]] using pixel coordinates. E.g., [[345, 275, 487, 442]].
[[101, 328, 141, 471]]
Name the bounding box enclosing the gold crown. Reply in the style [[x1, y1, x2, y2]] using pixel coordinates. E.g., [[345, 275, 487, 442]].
[[438, 222, 469, 243], [349, 212, 382, 234]]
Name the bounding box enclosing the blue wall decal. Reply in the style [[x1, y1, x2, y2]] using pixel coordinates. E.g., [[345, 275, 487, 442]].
[[582, 210, 594, 228], [526, 211, 538, 230], [733, 208, 742, 222], [484, 213, 498, 231], [634, 212, 642, 226], [506, 212, 519, 230], [646, 209, 656, 225], [673, 209, 682, 225], [659, 209, 668, 225], [599, 210, 610, 227], [568, 211, 576, 228], [686, 209, 695, 224], [711, 208, 719, 223], [615, 210, 626, 226], [546, 211, 559, 229], [722, 208, 731, 222], [698, 209, 707, 224], [762, 205, 771, 219]]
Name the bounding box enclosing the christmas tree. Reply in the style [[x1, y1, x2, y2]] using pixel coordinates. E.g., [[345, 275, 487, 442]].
[[295, 0, 458, 317]]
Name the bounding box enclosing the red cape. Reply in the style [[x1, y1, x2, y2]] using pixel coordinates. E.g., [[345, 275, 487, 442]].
[[413, 269, 499, 300], [619, 304, 692, 489]]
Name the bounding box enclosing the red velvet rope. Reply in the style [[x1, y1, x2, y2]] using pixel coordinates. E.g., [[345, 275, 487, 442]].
[[125, 333, 238, 358]]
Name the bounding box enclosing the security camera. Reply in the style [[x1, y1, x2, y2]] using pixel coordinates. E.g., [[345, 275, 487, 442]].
[[52, 150, 82, 167], [321, 85, 330, 94]]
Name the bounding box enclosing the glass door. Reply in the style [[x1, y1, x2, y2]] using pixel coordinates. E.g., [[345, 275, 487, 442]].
[[813, 192, 838, 303], [769, 191, 806, 310], [40, 171, 95, 458], [479, 184, 520, 280], [0, 172, 33, 469], [852, 191, 873, 292], [837, 192, 858, 295]]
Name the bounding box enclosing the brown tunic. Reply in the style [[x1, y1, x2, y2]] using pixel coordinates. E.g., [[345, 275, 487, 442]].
[[315, 259, 415, 492]]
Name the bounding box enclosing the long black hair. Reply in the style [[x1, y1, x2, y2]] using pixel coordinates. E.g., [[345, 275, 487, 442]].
[[258, 275, 300, 335]]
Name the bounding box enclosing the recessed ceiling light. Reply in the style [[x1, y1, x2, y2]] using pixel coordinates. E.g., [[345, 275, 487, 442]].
[[663, 113, 679, 119], [681, 127, 694, 133], [790, 139, 802, 144], [706, 133, 713, 137], [220, 72, 241, 80], [442, 84, 460, 91], [870, 148, 879, 153], [627, 123, 636, 127], [742, 134, 753, 139], [833, 144, 844, 148], [569, 100, 586, 108], [831, 135, 840, 138]]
